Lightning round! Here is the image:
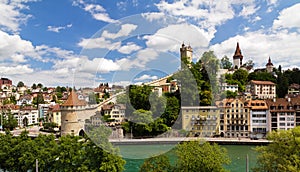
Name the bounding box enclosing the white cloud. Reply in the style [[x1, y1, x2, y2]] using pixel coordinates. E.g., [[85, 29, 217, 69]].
[[101, 24, 138, 39], [0, 30, 38, 61], [0, 0, 37, 32], [72, 0, 117, 23], [210, 29, 300, 69], [78, 36, 121, 50], [134, 74, 158, 81], [78, 23, 138, 50], [47, 24, 72, 33], [0, 65, 33, 75], [239, 4, 260, 17], [141, 12, 166, 22], [273, 3, 300, 30], [144, 23, 209, 55], [118, 42, 141, 54]]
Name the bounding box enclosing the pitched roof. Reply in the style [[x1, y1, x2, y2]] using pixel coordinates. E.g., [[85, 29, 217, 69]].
[[249, 80, 275, 85], [61, 91, 86, 106], [266, 57, 273, 66], [233, 42, 243, 59]]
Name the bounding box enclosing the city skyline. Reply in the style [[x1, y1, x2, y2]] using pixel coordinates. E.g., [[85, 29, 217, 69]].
[[0, 0, 299, 87]]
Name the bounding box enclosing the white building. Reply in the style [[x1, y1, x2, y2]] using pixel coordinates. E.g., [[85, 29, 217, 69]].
[[220, 83, 239, 92], [249, 100, 269, 138], [246, 80, 276, 99]]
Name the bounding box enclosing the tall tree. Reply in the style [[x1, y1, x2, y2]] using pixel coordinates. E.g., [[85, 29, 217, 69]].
[[17, 81, 25, 87], [174, 140, 230, 172], [220, 55, 232, 69], [140, 154, 172, 172], [253, 127, 300, 172]]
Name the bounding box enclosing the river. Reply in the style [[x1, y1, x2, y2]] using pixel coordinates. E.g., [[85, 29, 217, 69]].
[[117, 144, 259, 172]]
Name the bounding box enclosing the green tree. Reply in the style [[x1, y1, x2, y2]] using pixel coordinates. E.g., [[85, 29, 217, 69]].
[[140, 154, 172, 172], [17, 81, 25, 87], [37, 83, 43, 88], [32, 83, 37, 89], [220, 55, 232, 69], [3, 112, 18, 131], [174, 140, 230, 172], [32, 93, 45, 106], [253, 127, 300, 172]]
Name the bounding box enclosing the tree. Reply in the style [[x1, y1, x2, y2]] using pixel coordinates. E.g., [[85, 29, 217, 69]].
[[37, 83, 43, 88], [174, 140, 230, 172], [242, 60, 254, 70], [140, 154, 172, 172], [32, 93, 45, 106], [31, 83, 37, 89], [220, 56, 232, 69], [253, 127, 300, 172], [17, 81, 25, 87], [3, 112, 18, 131]]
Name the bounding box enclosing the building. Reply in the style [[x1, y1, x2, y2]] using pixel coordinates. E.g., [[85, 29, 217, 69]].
[[249, 100, 269, 138], [60, 91, 87, 136], [216, 99, 251, 138], [246, 80, 276, 99], [233, 42, 243, 69], [101, 104, 126, 125], [16, 94, 32, 106], [288, 83, 300, 95], [220, 83, 239, 93], [180, 43, 193, 68], [266, 98, 295, 131], [266, 57, 274, 73], [181, 106, 220, 137], [47, 104, 61, 127], [15, 106, 39, 127]]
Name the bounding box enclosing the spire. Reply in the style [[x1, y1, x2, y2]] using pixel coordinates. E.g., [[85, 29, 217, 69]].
[[233, 42, 243, 59], [266, 56, 273, 66], [62, 90, 86, 107]]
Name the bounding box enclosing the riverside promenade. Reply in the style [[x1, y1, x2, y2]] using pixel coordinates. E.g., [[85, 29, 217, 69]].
[[109, 137, 271, 145]]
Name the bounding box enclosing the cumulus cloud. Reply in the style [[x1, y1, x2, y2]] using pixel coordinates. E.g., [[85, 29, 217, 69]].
[[144, 23, 209, 55], [0, 65, 33, 75], [101, 24, 138, 39], [0, 0, 37, 33], [0, 30, 38, 61], [118, 42, 141, 54], [72, 0, 117, 23], [273, 3, 300, 30], [134, 74, 158, 81], [210, 29, 300, 69], [47, 24, 72, 33]]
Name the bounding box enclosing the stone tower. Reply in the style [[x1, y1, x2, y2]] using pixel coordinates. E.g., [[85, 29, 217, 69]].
[[266, 56, 274, 73], [60, 90, 86, 136], [180, 43, 193, 68], [233, 42, 243, 69]]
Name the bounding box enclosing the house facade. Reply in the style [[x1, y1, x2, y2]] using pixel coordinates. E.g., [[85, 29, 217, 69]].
[[246, 80, 276, 99], [181, 106, 220, 137]]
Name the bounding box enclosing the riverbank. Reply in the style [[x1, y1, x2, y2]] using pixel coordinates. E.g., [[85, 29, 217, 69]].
[[110, 137, 271, 145]]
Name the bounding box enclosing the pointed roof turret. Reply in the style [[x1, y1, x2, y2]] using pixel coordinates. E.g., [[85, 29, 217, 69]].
[[61, 90, 86, 107], [266, 56, 273, 66], [233, 42, 243, 59]]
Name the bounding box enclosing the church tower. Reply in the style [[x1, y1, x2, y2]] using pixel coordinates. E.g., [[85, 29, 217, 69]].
[[180, 43, 193, 68], [233, 42, 243, 69], [266, 56, 274, 73], [60, 90, 86, 136]]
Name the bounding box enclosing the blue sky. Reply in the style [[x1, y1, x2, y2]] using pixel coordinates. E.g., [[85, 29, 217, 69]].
[[0, 0, 300, 87]]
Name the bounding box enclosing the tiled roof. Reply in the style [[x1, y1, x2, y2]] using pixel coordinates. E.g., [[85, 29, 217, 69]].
[[249, 80, 275, 85], [61, 91, 86, 107]]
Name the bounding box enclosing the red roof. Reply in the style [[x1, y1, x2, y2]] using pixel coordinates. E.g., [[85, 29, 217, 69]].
[[249, 80, 275, 85], [61, 91, 86, 107]]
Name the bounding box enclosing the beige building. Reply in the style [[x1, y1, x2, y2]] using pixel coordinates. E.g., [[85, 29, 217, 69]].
[[181, 106, 220, 137], [246, 80, 276, 99], [217, 99, 251, 138], [60, 91, 87, 136], [48, 104, 61, 127], [101, 104, 126, 125]]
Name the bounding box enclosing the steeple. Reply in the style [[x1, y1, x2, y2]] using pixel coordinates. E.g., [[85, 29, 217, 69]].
[[233, 42, 243, 69], [266, 56, 274, 73]]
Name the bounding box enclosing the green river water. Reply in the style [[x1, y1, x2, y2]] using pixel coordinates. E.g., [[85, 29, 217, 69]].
[[118, 144, 258, 172]]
